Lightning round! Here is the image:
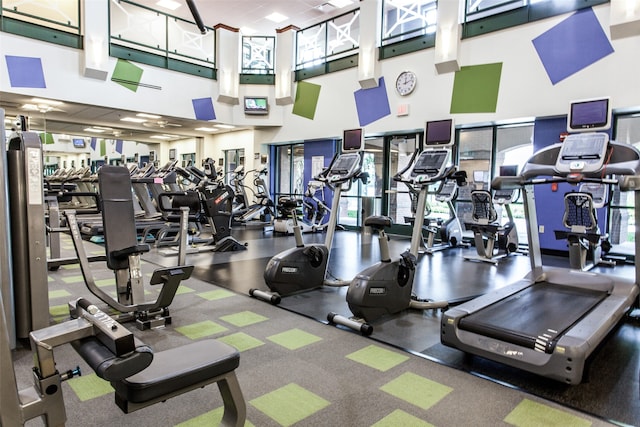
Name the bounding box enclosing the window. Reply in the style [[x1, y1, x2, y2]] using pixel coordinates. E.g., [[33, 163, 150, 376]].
[[456, 124, 533, 242], [338, 137, 386, 227], [387, 135, 418, 226], [242, 36, 275, 74], [295, 9, 360, 70], [610, 114, 639, 256], [273, 144, 304, 198], [382, 0, 438, 46]]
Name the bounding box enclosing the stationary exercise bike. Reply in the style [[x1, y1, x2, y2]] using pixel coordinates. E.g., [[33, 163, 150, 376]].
[[328, 119, 462, 334], [554, 182, 615, 270], [328, 148, 463, 334], [250, 128, 367, 303]]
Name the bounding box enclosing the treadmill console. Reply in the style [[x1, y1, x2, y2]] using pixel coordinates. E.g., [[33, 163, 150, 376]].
[[556, 133, 609, 174], [326, 152, 362, 183], [409, 149, 451, 183]]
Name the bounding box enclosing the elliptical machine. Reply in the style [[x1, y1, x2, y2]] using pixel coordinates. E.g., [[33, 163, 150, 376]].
[[250, 128, 367, 303], [328, 119, 464, 335]]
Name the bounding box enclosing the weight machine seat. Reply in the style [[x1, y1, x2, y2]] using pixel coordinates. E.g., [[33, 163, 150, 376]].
[[71, 331, 245, 424], [99, 165, 141, 271], [112, 339, 244, 420]]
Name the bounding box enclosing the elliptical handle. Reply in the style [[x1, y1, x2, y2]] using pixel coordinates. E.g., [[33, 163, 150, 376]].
[[393, 149, 419, 182]]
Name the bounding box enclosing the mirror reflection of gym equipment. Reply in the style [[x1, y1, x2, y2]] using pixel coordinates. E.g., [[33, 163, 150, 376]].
[[0, 112, 246, 426]]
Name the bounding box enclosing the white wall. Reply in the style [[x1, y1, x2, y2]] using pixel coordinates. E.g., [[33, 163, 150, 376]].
[[2, 3, 638, 150]]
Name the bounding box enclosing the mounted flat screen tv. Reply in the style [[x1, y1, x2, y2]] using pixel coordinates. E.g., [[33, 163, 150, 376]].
[[342, 128, 364, 151], [425, 119, 453, 146], [244, 96, 269, 115], [499, 165, 518, 177], [568, 97, 611, 132], [72, 138, 86, 148]]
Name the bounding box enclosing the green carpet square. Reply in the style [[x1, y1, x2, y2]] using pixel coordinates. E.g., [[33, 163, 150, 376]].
[[89, 249, 104, 255], [62, 275, 85, 284], [48, 276, 54, 282], [250, 383, 329, 426], [198, 289, 235, 301], [49, 304, 69, 318], [505, 399, 591, 427], [175, 407, 256, 427], [60, 264, 80, 270], [267, 328, 322, 350], [175, 320, 228, 340], [372, 409, 435, 427], [49, 289, 71, 299], [380, 372, 452, 410], [346, 345, 409, 372], [67, 373, 113, 401], [218, 332, 265, 352], [95, 278, 115, 287], [175, 285, 195, 295], [220, 311, 268, 327]]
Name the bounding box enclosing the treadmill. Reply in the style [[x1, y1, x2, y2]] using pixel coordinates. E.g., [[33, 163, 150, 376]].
[[441, 131, 640, 384]]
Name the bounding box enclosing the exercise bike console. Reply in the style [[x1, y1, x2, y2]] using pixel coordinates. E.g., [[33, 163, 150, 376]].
[[410, 150, 451, 182]]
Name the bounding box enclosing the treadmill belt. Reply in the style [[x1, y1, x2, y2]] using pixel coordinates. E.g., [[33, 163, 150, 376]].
[[458, 282, 608, 353]]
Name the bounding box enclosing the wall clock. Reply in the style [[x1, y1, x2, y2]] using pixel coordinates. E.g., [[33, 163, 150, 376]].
[[395, 70, 417, 96]]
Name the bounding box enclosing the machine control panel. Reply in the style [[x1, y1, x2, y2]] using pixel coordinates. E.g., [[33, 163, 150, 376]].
[[556, 133, 609, 174], [408, 149, 451, 183], [326, 152, 362, 183]]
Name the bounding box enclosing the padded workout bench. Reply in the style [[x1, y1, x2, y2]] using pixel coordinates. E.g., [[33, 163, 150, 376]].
[[68, 299, 246, 426]]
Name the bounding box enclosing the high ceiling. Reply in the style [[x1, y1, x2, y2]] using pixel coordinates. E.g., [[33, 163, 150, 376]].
[[1, 0, 359, 144], [137, 0, 358, 35]]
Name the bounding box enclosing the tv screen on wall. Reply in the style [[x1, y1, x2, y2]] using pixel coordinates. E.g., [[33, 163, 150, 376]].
[[72, 138, 86, 148], [244, 97, 269, 115]]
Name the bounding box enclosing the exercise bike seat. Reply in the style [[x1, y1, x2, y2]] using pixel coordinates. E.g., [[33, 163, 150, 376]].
[[470, 190, 498, 225], [278, 197, 300, 211], [364, 215, 393, 230], [554, 191, 602, 244]]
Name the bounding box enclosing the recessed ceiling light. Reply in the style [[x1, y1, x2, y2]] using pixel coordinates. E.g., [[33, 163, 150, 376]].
[[150, 134, 173, 139], [136, 113, 162, 119], [265, 12, 288, 23], [93, 126, 113, 130], [21, 104, 40, 111], [31, 98, 63, 106], [121, 117, 147, 123], [215, 124, 236, 129], [327, 0, 353, 8], [84, 127, 107, 133], [156, 0, 181, 11], [195, 127, 219, 132]]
